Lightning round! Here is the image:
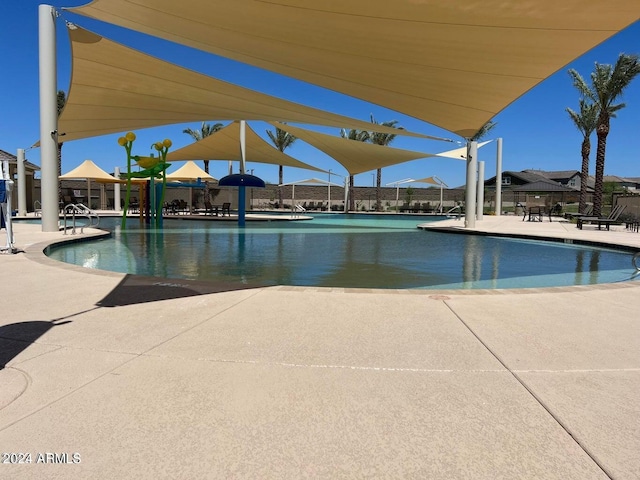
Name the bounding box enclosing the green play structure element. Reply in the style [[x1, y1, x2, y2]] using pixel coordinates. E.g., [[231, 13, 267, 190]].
[[118, 132, 172, 229]]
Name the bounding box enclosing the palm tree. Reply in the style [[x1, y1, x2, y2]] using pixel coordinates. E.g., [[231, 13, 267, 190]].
[[369, 115, 403, 212], [266, 125, 297, 208], [57, 90, 66, 201], [340, 128, 370, 211], [470, 120, 497, 142], [568, 54, 640, 216], [566, 99, 598, 214], [182, 121, 224, 173]]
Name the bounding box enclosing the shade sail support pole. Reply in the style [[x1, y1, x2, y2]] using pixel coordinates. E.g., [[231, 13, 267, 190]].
[[238, 120, 246, 227], [39, 5, 59, 232], [477, 161, 485, 221], [114, 167, 121, 211], [465, 141, 477, 228], [495, 137, 503, 216]]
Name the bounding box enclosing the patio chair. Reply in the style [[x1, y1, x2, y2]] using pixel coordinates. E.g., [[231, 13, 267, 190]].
[[577, 204, 627, 230], [565, 204, 593, 220], [221, 202, 231, 216], [204, 201, 219, 216]]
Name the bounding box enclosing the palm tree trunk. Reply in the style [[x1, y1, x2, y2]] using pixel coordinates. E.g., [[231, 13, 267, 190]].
[[203, 160, 210, 174], [593, 124, 609, 217], [375, 168, 382, 212], [579, 139, 590, 214]]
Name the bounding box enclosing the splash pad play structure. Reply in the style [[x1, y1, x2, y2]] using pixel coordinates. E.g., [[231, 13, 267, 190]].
[[118, 123, 265, 229], [118, 132, 171, 229]]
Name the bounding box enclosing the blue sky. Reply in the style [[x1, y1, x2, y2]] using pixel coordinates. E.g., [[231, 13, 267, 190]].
[[2, 1, 639, 188]]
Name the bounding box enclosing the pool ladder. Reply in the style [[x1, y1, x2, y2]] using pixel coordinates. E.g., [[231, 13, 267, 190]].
[[62, 203, 100, 234], [446, 205, 462, 219]]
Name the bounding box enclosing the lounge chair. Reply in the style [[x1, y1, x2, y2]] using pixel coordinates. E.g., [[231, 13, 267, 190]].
[[565, 204, 593, 220], [577, 204, 627, 230]]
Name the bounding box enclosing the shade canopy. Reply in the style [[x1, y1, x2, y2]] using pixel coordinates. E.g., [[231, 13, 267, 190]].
[[271, 122, 434, 175], [54, 25, 446, 144], [70, 0, 640, 138], [435, 141, 493, 161], [167, 121, 325, 173], [279, 178, 342, 187], [408, 177, 442, 186], [165, 161, 216, 181], [59, 159, 118, 182]]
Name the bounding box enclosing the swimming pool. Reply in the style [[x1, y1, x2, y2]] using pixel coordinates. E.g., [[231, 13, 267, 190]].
[[45, 214, 639, 290]]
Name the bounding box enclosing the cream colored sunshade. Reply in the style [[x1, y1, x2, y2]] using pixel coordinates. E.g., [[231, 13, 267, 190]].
[[165, 161, 216, 181], [59, 159, 118, 182], [56, 25, 445, 144], [167, 121, 326, 173], [435, 141, 493, 161], [70, 0, 640, 138], [271, 122, 434, 175]]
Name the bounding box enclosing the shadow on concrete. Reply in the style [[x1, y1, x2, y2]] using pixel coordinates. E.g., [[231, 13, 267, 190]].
[[96, 274, 267, 307], [0, 318, 75, 369]]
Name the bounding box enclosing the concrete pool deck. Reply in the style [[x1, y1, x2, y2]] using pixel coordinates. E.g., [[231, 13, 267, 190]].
[[1, 215, 639, 479]]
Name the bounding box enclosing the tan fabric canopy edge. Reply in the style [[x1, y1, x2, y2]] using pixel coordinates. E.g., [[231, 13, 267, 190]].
[[165, 161, 216, 181], [54, 25, 447, 145], [166, 121, 326, 174], [70, 0, 640, 137], [271, 122, 434, 175], [59, 159, 119, 183]]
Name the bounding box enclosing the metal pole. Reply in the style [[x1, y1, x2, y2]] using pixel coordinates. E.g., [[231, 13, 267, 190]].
[[343, 178, 349, 213], [238, 120, 246, 227], [17, 148, 27, 216], [476, 161, 485, 221], [495, 137, 503, 216], [328, 169, 331, 211], [39, 5, 59, 232], [114, 166, 121, 211], [465, 141, 477, 228]]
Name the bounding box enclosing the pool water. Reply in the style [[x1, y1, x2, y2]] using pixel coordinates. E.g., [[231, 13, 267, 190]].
[[45, 214, 639, 289]]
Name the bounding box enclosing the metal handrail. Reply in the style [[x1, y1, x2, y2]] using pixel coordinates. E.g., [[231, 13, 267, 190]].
[[63, 203, 100, 234], [446, 205, 462, 219]]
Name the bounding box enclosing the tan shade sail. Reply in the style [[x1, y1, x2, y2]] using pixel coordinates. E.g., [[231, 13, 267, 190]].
[[435, 141, 493, 161], [409, 177, 440, 186], [165, 161, 216, 181], [56, 25, 446, 144], [70, 0, 640, 138], [167, 121, 326, 173], [280, 178, 342, 187], [59, 159, 118, 183], [271, 122, 434, 175]]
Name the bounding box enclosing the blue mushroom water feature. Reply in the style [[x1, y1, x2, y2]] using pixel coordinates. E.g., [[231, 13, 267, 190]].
[[217, 173, 266, 227]]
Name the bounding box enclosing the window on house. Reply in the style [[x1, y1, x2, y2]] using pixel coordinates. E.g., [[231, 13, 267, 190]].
[[502, 176, 511, 185]]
